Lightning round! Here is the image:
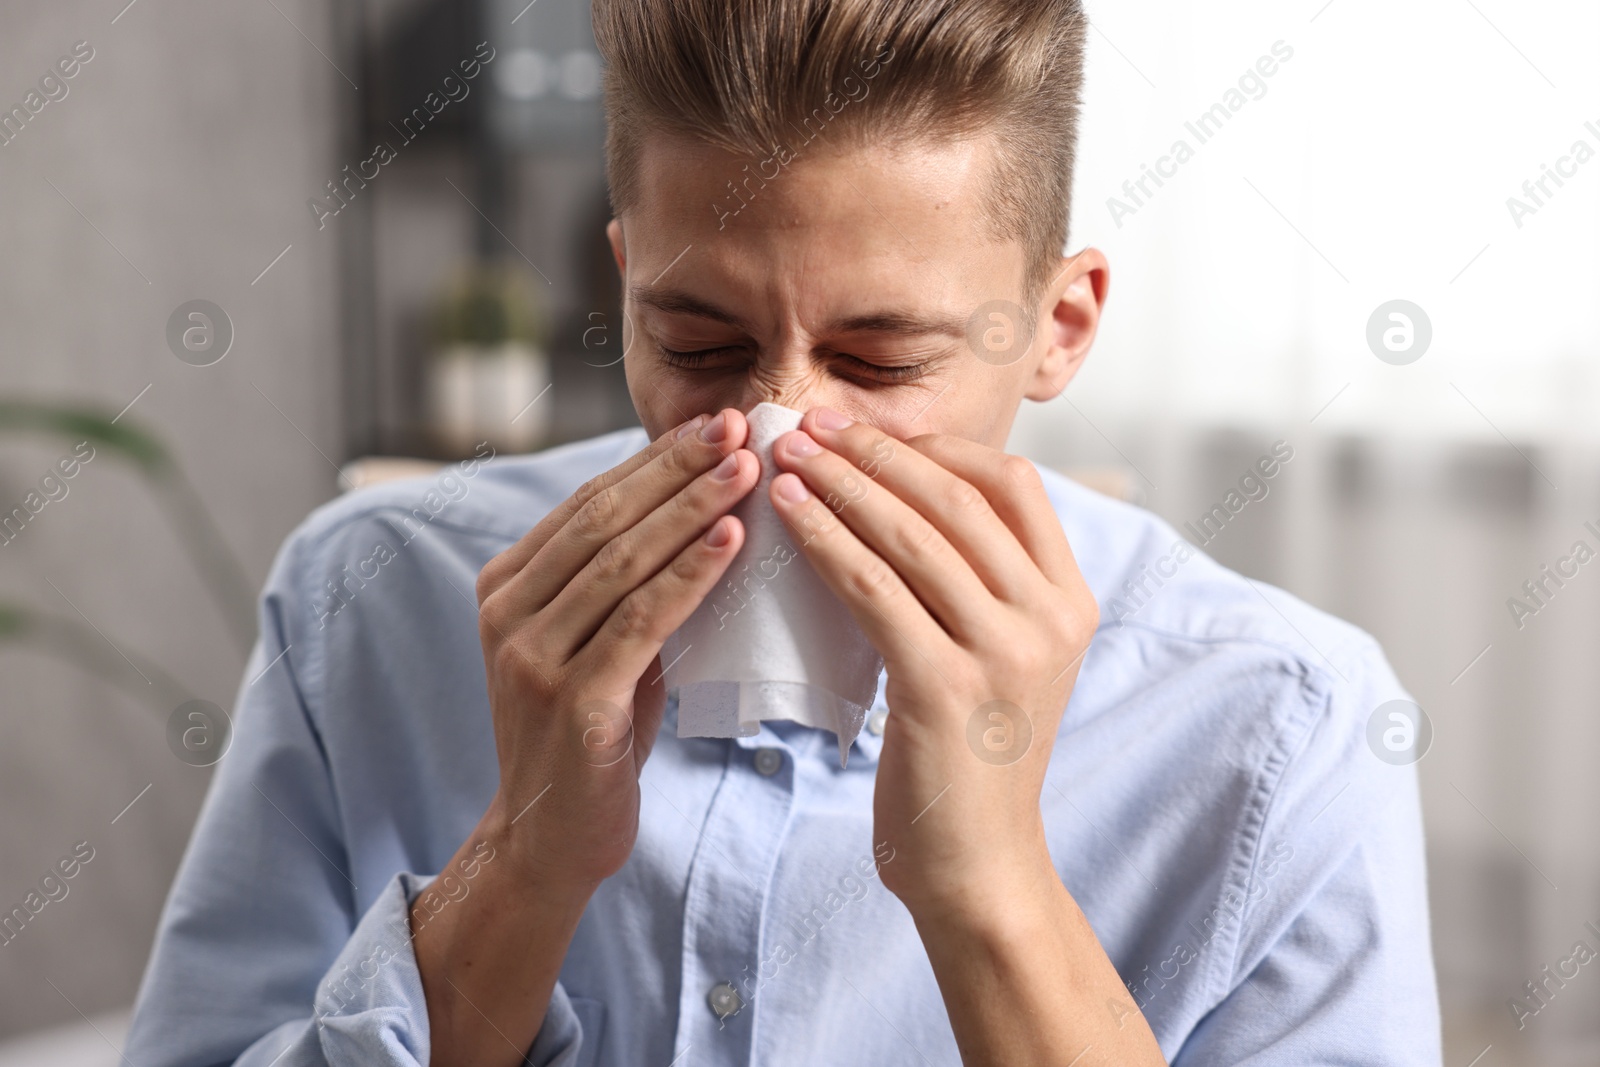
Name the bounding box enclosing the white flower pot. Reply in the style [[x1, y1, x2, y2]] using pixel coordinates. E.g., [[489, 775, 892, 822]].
[[427, 342, 550, 455]]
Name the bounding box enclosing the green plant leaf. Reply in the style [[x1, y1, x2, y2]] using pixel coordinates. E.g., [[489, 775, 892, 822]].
[[0, 400, 171, 474]]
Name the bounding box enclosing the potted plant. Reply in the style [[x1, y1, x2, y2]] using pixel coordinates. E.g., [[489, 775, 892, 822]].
[[425, 260, 551, 456]]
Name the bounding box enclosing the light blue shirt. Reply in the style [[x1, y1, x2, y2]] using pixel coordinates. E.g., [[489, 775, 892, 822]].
[[125, 423, 1441, 1065]]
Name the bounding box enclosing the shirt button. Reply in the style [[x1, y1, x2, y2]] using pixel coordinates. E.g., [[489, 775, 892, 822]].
[[868, 708, 888, 736], [753, 748, 783, 776], [707, 981, 742, 1019]]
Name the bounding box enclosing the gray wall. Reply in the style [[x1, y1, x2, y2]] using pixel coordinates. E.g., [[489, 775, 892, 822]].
[[0, 0, 345, 1036]]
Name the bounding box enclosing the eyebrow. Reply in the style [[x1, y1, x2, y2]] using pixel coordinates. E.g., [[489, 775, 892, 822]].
[[630, 287, 751, 331], [630, 286, 968, 340], [831, 310, 969, 339]]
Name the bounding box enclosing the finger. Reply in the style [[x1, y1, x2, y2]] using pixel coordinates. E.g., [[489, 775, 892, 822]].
[[540, 448, 759, 659], [767, 470, 956, 677], [567, 512, 747, 695], [771, 429, 998, 644], [798, 410, 1041, 604], [476, 412, 709, 601], [902, 434, 1080, 590], [490, 407, 749, 619]]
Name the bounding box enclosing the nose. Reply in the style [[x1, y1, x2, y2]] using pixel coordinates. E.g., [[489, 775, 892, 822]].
[[744, 374, 839, 417], [725, 352, 846, 421], [754, 392, 813, 413]]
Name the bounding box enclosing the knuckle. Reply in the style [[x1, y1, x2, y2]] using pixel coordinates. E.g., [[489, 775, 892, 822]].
[[610, 594, 658, 642], [848, 560, 899, 603], [475, 557, 505, 605], [999, 455, 1043, 495], [893, 516, 942, 564], [943, 478, 991, 518], [574, 472, 607, 508], [669, 546, 703, 584], [862, 430, 895, 460], [998, 642, 1047, 681], [794, 502, 838, 545], [670, 435, 711, 477], [572, 484, 619, 538], [477, 590, 513, 637], [592, 535, 635, 584], [904, 432, 950, 462]]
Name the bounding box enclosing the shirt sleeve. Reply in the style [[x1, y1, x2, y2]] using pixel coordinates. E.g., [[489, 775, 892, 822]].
[[1170, 638, 1443, 1064], [122, 518, 587, 1067]]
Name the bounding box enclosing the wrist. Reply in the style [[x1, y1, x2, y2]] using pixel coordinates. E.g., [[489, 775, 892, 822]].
[[895, 830, 1060, 933], [907, 857, 1073, 989], [476, 794, 604, 910]]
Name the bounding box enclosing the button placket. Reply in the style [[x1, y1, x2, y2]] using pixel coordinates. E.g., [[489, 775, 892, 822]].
[[672, 739, 797, 1065]]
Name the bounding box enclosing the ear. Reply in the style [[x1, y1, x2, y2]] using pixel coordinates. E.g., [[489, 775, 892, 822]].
[[1027, 248, 1110, 402], [606, 218, 627, 279]]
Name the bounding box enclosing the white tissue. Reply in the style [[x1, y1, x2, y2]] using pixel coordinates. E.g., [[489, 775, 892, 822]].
[[661, 402, 885, 766]]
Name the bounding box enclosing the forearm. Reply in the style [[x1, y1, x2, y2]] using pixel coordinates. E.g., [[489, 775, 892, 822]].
[[910, 857, 1167, 1067], [412, 798, 597, 1067]]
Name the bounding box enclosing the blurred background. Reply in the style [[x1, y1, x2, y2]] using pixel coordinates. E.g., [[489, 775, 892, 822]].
[[0, 0, 1594, 1063]]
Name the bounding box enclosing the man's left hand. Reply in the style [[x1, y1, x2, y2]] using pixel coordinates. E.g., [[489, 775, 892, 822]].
[[770, 406, 1100, 919]]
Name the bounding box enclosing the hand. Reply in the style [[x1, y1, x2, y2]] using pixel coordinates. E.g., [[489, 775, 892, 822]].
[[472, 408, 758, 890], [769, 408, 1099, 918]]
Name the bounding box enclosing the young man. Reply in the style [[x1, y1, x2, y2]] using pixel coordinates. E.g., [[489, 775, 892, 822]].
[[125, 0, 1440, 1063]]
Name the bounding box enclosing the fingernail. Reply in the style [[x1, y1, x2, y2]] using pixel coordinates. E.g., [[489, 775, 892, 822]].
[[774, 473, 810, 503], [704, 518, 731, 548], [785, 431, 820, 458], [700, 411, 728, 443], [712, 451, 741, 480], [815, 407, 852, 431], [677, 415, 707, 440]]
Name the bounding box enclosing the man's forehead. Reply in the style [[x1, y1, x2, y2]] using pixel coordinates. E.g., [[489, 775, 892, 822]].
[[623, 132, 1022, 310], [632, 129, 994, 233]]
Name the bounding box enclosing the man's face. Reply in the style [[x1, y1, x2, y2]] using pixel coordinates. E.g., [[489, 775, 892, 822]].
[[607, 130, 1108, 449]]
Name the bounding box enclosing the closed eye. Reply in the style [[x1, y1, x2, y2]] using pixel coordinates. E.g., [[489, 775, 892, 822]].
[[658, 345, 931, 385]]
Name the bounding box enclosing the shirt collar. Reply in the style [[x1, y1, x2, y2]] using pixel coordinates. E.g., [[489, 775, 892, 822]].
[[664, 665, 890, 769]]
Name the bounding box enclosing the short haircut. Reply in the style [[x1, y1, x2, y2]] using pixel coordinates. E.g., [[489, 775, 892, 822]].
[[593, 0, 1089, 308]]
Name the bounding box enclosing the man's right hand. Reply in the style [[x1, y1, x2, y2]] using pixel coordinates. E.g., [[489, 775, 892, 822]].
[[472, 406, 756, 888], [415, 408, 756, 1066]]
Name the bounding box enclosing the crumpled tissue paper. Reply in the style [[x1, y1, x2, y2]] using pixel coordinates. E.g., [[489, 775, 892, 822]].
[[661, 402, 885, 766]]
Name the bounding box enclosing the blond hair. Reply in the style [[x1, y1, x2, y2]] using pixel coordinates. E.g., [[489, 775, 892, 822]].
[[593, 0, 1088, 307]]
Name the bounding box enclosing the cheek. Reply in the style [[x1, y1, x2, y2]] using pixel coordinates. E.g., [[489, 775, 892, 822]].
[[887, 389, 1003, 449], [625, 357, 722, 438]]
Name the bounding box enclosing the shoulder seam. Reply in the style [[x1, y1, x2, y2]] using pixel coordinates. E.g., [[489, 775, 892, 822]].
[[1204, 660, 1333, 1005]]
